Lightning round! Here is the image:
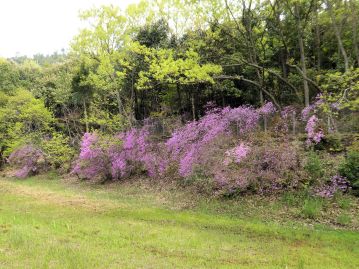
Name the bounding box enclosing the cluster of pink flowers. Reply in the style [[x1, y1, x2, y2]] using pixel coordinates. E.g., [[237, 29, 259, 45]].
[[305, 115, 324, 145], [72, 133, 112, 179], [300, 94, 328, 146], [223, 143, 251, 165], [166, 105, 262, 177], [281, 106, 296, 119], [8, 145, 45, 178], [258, 102, 277, 115], [314, 175, 350, 198], [301, 105, 315, 121], [112, 126, 168, 178], [73, 126, 168, 180], [301, 94, 324, 120]]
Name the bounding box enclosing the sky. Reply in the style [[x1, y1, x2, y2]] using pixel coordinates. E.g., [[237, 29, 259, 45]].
[[0, 0, 139, 58]]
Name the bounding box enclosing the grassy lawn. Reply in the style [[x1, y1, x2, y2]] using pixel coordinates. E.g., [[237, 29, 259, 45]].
[[0, 175, 358, 269]]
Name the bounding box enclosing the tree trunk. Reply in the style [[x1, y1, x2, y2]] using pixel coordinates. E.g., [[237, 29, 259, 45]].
[[191, 92, 196, 121], [176, 83, 182, 115], [315, 7, 321, 70], [83, 100, 89, 133], [116, 89, 122, 116], [280, 48, 289, 78], [350, 0, 359, 66], [295, 4, 310, 107], [326, 0, 349, 72], [298, 33, 310, 107]]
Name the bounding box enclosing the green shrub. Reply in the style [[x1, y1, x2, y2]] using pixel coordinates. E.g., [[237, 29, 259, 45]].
[[304, 151, 324, 183], [281, 192, 298, 206], [301, 198, 323, 219], [336, 213, 351, 226], [334, 193, 352, 210], [314, 134, 344, 153], [347, 138, 359, 152], [0, 89, 54, 161], [42, 133, 75, 172], [339, 150, 359, 195]]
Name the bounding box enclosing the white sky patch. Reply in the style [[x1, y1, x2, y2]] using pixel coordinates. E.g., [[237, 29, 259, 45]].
[[0, 0, 139, 58]]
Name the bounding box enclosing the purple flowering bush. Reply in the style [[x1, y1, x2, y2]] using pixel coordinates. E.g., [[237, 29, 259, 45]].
[[165, 102, 302, 195], [72, 132, 113, 180], [8, 145, 46, 178], [72, 102, 306, 195], [314, 175, 351, 198], [71, 101, 336, 196], [72, 125, 168, 181], [214, 139, 302, 195], [305, 115, 325, 146], [166, 105, 261, 177], [111, 126, 168, 179], [300, 95, 327, 146]]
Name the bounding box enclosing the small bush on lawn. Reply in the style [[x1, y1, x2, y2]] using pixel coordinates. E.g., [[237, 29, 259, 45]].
[[281, 192, 299, 206], [334, 193, 352, 210], [336, 213, 352, 226], [301, 198, 323, 219], [181, 172, 216, 195]]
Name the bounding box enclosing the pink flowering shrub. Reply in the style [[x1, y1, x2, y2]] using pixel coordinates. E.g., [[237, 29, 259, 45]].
[[223, 143, 251, 165], [214, 139, 302, 195], [301, 95, 328, 146], [301, 94, 324, 121], [8, 145, 45, 178], [305, 115, 324, 145], [165, 102, 303, 195], [72, 133, 113, 180], [258, 101, 277, 115], [166, 105, 261, 177], [72, 102, 304, 195], [73, 125, 168, 180], [275, 106, 296, 135], [111, 126, 168, 179], [314, 175, 350, 198]]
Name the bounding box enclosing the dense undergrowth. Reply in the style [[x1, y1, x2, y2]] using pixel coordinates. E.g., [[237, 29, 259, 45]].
[[3, 98, 359, 204]]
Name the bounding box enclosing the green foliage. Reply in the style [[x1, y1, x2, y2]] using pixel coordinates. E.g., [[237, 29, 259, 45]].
[[336, 213, 352, 226], [0, 58, 20, 93], [301, 198, 323, 219], [339, 150, 359, 195], [334, 193, 352, 210], [42, 133, 75, 171], [281, 192, 298, 207], [0, 89, 54, 158], [347, 137, 359, 152], [304, 151, 324, 183], [1, 0, 359, 188], [136, 46, 222, 89], [320, 69, 359, 111], [314, 134, 344, 153]]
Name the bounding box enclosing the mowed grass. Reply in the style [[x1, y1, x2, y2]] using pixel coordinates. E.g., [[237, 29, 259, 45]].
[[0, 175, 358, 269]]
